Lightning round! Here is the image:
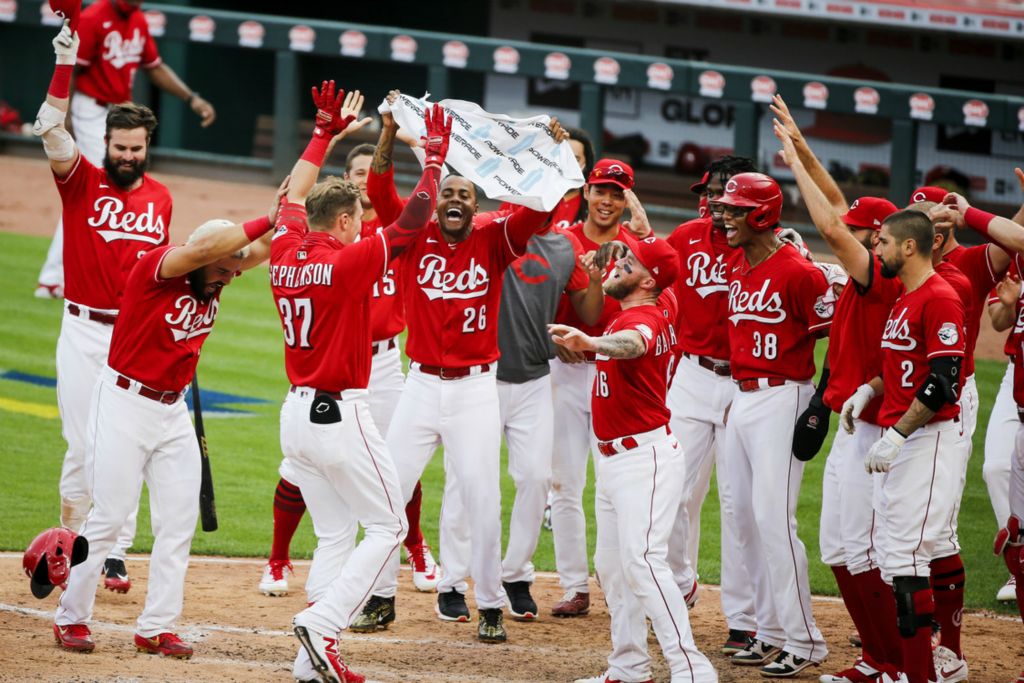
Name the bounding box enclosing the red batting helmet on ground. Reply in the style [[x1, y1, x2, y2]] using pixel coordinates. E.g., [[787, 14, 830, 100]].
[[717, 172, 783, 232], [23, 527, 89, 599]]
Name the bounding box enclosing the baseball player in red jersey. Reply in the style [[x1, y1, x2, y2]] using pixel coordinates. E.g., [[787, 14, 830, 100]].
[[717, 171, 831, 677], [34, 20, 171, 596], [37, 0, 214, 299], [665, 155, 758, 655], [847, 209, 968, 683], [52, 194, 284, 657], [546, 159, 642, 618], [268, 84, 450, 683], [353, 116, 558, 645], [551, 237, 717, 683]]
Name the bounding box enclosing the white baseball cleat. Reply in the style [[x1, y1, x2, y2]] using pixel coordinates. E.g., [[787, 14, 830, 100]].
[[293, 618, 365, 683], [683, 579, 698, 609], [933, 645, 968, 683], [34, 283, 64, 299], [259, 560, 293, 596], [406, 542, 439, 592], [997, 574, 1017, 602]]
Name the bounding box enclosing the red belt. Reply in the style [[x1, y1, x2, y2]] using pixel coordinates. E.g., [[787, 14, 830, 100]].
[[417, 363, 491, 380], [290, 385, 343, 400], [372, 338, 397, 356], [68, 304, 117, 326], [115, 374, 182, 404], [736, 377, 787, 392], [598, 437, 637, 456], [684, 352, 730, 377]]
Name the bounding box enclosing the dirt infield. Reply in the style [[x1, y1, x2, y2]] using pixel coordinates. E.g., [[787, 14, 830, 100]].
[[1, 555, 1021, 682], [0, 153, 1011, 362]]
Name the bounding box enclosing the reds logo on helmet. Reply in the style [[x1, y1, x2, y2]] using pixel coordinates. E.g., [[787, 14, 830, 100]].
[[23, 527, 88, 599], [720, 173, 783, 232]]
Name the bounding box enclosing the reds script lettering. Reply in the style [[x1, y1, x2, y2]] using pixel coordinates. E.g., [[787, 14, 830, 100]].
[[164, 295, 219, 342], [417, 254, 489, 301], [102, 29, 146, 69], [268, 263, 335, 288], [728, 279, 786, 324], [686, 251, 728, 298], [881, 306, 917, 351], [87, 196, 167, 244]]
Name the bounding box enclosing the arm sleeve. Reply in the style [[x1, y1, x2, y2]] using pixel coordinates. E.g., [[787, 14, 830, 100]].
[[923, 293, 966, 360], [382, 166, 440, 259], [367, 167, 407, 227]]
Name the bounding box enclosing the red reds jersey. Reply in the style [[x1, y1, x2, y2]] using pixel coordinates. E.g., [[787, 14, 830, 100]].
[[944, 243, 1007, 377], [666, 216, 735, 360], [1007, 254, 1024, 407], [989, 260, 1021, 358], [553, 223, 638, 339], [823, 253, 902, 424], [360, 215, 405, 342], [878, 274, 965, 427], [107, 246, 220, 392], [74, 0, 161, 105], [726, 243, 832, 382], [397, 210, 549, 368], [592, 292, 678, 441], [54, 154, 171, 310], [269, 202, 389, 392], [935, 260, 976, 378]]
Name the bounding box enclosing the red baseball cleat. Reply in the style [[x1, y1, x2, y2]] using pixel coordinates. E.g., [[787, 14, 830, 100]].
[[54, 623, 95, 652], [134, 632, 193, 658], [102, 558, 131, 594]]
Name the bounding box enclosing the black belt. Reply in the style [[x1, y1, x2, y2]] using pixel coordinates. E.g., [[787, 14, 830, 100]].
[[290, 385, 342, 400], [68, 304, 117, 326]]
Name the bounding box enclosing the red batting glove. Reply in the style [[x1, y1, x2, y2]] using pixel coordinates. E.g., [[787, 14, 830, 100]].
[[421, 102, 452, 170], [310, 80, 353, 139]]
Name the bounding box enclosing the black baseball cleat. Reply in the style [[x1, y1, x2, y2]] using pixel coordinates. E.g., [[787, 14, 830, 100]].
[[349, 595, 395, 633], [503, 581, 538, 621], [436, 590, 470, 622], [478, 608, 507, 643], [722, 629, 756, 655], [760, 650, 816, 678]]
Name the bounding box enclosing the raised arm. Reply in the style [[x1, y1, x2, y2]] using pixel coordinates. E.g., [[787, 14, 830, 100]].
[[989, 272, 1021, 332], [774, 118, 871, 286], [771, 94, 848, 213], [32, 20, 80, 177], [567, 250, 606, 326], [548, 324, 647, 360], [159, 209, 279, 281], [945, 191, 1024, 260], [286, 82, 362, 203]]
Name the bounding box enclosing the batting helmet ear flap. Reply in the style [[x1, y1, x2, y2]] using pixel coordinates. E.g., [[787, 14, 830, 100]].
[[23, 527, 89, 599], [71, 534, 89, 567]]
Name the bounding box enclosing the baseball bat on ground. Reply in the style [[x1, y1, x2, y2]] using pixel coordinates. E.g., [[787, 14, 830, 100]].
[[191, 374, 218, 532]]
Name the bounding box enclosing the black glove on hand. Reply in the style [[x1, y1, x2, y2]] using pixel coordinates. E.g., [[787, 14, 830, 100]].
[[793, 393, 832, 461]]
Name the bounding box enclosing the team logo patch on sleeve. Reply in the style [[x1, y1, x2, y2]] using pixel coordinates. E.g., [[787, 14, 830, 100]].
[[813, 294, 834, 319], [635, 323, 654, 341], [937, 322, 959, 346]]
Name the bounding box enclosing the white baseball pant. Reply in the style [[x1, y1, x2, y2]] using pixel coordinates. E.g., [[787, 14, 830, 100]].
[[368, 339, 405, 439], [931, 374, 979, 558], [819, 419, 885, 575], [375, 365, 505, 610], [875, 419, 965, 582], [439, 374, 555, 589], [56, 304, 138, 561], [549, 358, 598, 595], [284, 387, 408, 635], [593, 431, 718, 683], [723, 382, 828, 662], [56, 367, 199, 636], [39, 93, 108, 289], [984, 361, 1016, 527], [1012, 419, 1024, 524], [666, 354, 755, 631]]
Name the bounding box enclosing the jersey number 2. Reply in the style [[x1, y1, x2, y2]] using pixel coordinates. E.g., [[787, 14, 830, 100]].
[[279, 297, 313, 349]]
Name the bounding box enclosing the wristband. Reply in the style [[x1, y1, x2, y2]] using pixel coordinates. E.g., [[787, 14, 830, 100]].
[[300, 134, 331, 166], [887, 426, 908, 443], [48, 65, 73, 99], [242, 215, 272, 241], [964, 207, 996, 239], [186, 92, 199, 104]]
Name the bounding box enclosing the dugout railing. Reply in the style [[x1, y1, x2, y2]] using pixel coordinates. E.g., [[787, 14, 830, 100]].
[[2, 0, 1023, 212]]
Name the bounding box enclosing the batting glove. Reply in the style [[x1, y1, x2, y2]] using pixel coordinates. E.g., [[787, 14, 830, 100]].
[[840, 383, 876, 434], [421, 102, 452, 170], [310, 80, 353, 139], [865, 427, 905, 473], [53, 19, 79, 65], [994, 515, 1022, 556]]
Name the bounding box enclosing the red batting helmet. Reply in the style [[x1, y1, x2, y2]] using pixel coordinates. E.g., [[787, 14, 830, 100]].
[[718, 172, 783, 232], [48, 0, 81, 30], [23, 527, 88, 599]]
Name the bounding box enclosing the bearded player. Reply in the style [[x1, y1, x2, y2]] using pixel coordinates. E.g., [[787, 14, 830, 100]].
[[718, 171, 831, 677], [551, 237, 717, 683], [37, 0, 215, 299], [34, 19, 172, 596]]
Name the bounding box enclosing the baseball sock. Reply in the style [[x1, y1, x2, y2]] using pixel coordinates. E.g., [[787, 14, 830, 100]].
[[856, 568, 903, 668], [403, 480, 424, 549], [832, 566, 876, 663], [930, 553, 965, 657], [270, 478, 306, 563], [898, 586, 937, 683]]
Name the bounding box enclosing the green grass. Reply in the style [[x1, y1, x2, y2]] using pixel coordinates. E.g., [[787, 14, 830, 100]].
[[0, 230, 1013, 613]]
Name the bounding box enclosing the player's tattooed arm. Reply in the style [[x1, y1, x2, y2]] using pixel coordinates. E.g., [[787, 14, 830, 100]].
[[548, 324, 646, 360], [770, 94, 847, 213], [371, 90, 401, 174]]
